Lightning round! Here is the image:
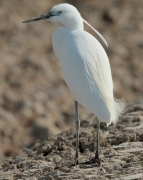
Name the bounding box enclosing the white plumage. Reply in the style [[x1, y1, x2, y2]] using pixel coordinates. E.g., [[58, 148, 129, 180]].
[[51, 4, 124, 125]]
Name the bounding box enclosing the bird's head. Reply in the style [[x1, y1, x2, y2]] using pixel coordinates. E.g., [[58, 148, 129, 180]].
[[22, 3, 108, 46], [22, 3, 83, 30]]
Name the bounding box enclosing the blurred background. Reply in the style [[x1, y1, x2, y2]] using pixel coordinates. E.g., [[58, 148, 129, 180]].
[[0, 0, 143, 162]]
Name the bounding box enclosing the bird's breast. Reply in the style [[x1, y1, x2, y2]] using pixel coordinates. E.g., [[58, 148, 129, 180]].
[[52, 26, 69, 59]]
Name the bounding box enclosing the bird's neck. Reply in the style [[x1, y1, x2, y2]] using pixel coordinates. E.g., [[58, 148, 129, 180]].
[[63, 18, 84, 31]]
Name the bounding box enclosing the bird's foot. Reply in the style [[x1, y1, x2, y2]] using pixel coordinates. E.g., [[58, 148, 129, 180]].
[[69, 158, 79, 167], [70, 156, 101, 167], [75, 158, 79, 165], [81, 156, 101, 165]]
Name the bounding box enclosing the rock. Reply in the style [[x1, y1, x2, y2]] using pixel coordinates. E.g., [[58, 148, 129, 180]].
[[52, 155, 62, 164]]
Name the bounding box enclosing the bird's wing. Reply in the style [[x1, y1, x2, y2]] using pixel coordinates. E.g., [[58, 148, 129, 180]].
[[81, 32, 114, 105], [67, 31, 113, 104], [59, 30, 114, 121], [74, 31, 124, 123], [59, 30, 124, 123]]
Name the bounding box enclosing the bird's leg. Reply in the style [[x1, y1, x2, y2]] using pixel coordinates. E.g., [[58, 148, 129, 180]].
[[81, 117, 100, 165], [94, 118, 100, 164], [74, 100, 80, 165]]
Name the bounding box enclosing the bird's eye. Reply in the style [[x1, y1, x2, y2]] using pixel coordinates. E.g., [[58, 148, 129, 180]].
[[58, 11, 62, 14]]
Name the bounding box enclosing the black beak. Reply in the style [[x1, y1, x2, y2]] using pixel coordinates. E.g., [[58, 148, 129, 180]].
[[22, 12, 51, 23]]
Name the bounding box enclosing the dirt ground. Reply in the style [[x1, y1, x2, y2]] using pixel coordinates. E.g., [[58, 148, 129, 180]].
[[0, 101, 143, 179], [0, 0, 143, 179]]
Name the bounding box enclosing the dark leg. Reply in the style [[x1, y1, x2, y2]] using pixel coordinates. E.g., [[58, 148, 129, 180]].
[[94, 118, 100, 164], [81, 117, 100, 165], [74, 100, 80, 165]]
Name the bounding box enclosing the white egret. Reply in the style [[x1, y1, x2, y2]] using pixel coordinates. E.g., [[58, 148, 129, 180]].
[[23, 3, 124, 165]]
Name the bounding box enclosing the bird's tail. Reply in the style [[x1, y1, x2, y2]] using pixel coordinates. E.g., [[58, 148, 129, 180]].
[[107, 98, 125, 126]]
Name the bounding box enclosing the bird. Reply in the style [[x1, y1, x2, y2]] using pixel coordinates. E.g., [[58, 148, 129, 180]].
[[22, 3, 124, 165]]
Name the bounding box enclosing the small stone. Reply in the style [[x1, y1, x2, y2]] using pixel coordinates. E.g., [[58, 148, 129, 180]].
[[32, 143, 40, 151], [57, 136, 64, 141], [40, 141, 48, 148], [52, 155, 62, 164], [51, 145, 58, 150], [36, 146, 47, 155], [11, 164, 17, 170], [43, 144, 51, 154]]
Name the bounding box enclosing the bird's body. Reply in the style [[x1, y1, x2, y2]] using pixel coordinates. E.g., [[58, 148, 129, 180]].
[[23, 3, 124, 164], [52, 25, 123, 125], [53, 28, 112, 123]]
